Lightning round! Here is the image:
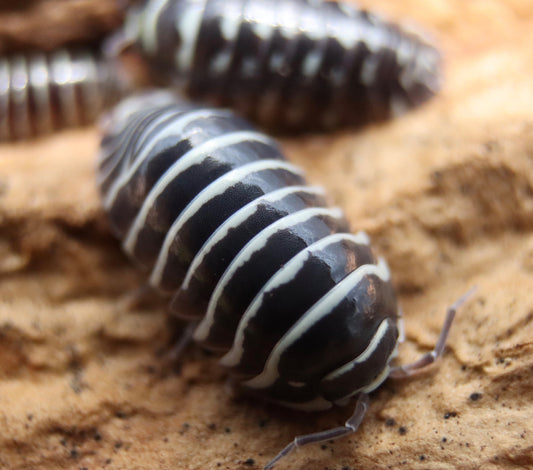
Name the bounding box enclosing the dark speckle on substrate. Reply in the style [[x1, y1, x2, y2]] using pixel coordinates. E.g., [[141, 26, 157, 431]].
[[470, 392, 483, 401], [444, 412, 457, 419], [179, 422, 190, 435], [399, 427, 407, 435], [244, 458, 255, 466], [386, 418, 396, 427]]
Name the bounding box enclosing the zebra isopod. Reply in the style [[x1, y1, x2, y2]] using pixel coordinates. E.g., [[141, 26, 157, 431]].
[[0, 48, 127, 141], [118, 0, 442, 131], [97, 91, 466, 469]]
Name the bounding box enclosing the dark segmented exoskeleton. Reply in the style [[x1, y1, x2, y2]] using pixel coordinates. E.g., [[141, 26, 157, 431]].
[[98, 92, 468, 469], [118, 0, 442, 130], [0, 48, 127, 141]]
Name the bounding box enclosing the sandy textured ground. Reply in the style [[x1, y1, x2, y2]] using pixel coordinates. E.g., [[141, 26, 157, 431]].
[[0, 0, 123, 53], [1, 1, 533, 469]]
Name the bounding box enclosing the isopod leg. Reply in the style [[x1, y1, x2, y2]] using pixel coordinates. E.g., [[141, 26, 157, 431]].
[[389, 286, 477, 379], [166, 323, 196, 363], [117, 283, 158, 311], [263, 393, 369, 470]]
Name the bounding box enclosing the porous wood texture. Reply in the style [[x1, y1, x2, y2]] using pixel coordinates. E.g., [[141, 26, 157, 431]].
[[0, 0, 124, 53], [0, 1, 532, 469]]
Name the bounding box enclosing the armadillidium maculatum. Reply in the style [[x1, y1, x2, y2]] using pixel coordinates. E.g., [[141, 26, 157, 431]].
[[0, 48, 127, 141], [97, 91, 468, 469], [118, 0, 442, 131]]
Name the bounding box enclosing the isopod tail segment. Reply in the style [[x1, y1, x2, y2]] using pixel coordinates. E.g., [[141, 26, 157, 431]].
[[263, 286, 477, 470]]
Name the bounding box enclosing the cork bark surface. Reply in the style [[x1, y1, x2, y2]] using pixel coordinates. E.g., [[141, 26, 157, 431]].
[[1, 1, 532, 470]]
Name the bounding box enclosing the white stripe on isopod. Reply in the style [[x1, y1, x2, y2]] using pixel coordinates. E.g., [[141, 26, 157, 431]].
[[149, 159, 304, 287], [221, 232, 371, 368], [180, 185, 325, 292], [123, 130, 277, 255], [244, 257, 391, 389], [194, 206, 345, 342]]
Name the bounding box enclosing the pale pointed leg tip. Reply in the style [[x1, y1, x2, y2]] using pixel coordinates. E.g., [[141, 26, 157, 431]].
[[263, 443, 294, 470], [452, 285, 478, 310], [262, 393, 369, 469]]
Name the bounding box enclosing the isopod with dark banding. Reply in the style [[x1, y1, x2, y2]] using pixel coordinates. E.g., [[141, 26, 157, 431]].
[[0, 48, 128, 141], [97, 91, 472, 469], [114, 0, 442, 131]]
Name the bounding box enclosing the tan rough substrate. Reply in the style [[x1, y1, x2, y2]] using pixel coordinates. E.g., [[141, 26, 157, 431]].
[[1, 1, 532, 469], [0, 0, 124, 53]]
